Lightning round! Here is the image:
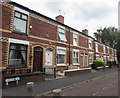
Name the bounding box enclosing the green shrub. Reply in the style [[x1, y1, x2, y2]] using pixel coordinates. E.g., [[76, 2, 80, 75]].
[[108, 61, 117, 66], [93, 60, 105, 67]]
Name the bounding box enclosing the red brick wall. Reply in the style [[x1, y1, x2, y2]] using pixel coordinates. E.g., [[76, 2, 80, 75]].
[[29, 17, 57, 41], [1, 42, 8, 67], [2, 5, 12, 30], [79, 36, 88, 48], [98, 44, 103, 53], [66, 30, 73, 45], [110, 48, 112, 54], [66, 51, 72, 65]]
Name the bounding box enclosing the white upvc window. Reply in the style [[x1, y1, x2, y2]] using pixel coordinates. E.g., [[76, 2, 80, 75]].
[[57, 49, 66, 65], [103, 56, 106, 63], [13, 7, 29, 34], [58, 27, 67, 42], [89, 53, 93, 64], [112, 49, 114, 55], [89, 40, 92, 49], [103, 46, 106, 54], [73, 33, 78, 46], [107, 47, 109, 54], [96, 55, 99, 60], [96, 44, 98, 52], [73, 51, 79, 64]]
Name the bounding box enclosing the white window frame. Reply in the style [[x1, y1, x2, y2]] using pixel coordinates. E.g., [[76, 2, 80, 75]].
[[73, 50, 79, 65], [107, 47, 109, 54], [96, 55, 99, 60], [57, 47, 66, 66], [103, 56, 106, 63], [96, 43, 98, 52], [73, 33, 78, 46], [89, 52, 93, 64], [103, 46, 106, 54], [89, 40, 92, 49], [58, 27, 67, 42]]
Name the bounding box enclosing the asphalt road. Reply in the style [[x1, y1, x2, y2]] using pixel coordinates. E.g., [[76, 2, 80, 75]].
[[2, 68, 119, 96], [61, 71, 119, 96]]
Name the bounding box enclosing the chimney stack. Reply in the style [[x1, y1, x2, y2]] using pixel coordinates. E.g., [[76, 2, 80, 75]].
[[97, 38, 102, 42], [55, 15, 64, 24], [105, 41, 110, 46], [82, 29, 88, 35]]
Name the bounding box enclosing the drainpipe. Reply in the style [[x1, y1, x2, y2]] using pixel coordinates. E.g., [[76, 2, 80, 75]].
[[68, 28, 71, 66]]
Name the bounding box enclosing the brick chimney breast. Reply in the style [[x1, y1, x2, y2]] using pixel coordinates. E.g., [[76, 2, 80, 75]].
[[82, 29, 88, 35], [55, 15, 64, 24]]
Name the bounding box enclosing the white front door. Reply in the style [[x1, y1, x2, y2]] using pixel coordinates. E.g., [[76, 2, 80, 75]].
[[46, 49, 53, 66]]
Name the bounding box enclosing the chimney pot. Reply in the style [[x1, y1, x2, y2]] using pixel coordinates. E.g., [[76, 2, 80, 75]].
[[82, 29, 88, 35], [55, 15, 64, 24]]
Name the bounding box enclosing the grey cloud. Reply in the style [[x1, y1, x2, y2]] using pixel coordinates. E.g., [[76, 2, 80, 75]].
[[72, 3, 113, 21], [46, 2, 64, 14]]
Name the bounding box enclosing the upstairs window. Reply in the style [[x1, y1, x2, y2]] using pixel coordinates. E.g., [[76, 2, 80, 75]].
[[89, 40, 92, 49], [58, 28, 67, 42], [13, 11, 28, 34], [96, 44, 98, 52], [107, 47, 109, 54], [73, 33, 78, 46], [103, 46, 106, 54]]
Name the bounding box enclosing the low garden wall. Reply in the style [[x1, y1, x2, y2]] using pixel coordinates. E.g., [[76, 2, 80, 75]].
[[2, 72, 45, 88], [64, 68, 91, 77]]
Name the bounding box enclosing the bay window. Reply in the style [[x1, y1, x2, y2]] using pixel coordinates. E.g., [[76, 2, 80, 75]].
[[9, 44, 27, 67]]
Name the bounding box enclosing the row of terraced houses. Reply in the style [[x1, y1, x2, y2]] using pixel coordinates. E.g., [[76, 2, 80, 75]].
[[1, 1, 118, 76]]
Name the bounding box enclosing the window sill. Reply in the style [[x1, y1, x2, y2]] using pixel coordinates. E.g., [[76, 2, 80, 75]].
[[73, 63, 80, 65], [12, 31, 28, 36], [57, 64, 67, 66], [57, 41, 67, 45]]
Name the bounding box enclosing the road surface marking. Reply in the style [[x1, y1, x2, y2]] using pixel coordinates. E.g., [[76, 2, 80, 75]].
[[93, 91, 99, 96], [103, 87, 107, 90]]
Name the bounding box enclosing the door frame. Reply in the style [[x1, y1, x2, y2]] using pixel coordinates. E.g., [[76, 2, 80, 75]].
[[45, 47, 55, 67], [32, 45, 44, 72]]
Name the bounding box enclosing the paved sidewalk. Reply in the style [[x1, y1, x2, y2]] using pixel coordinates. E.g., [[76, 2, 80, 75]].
[[2, 68, 118, 96]]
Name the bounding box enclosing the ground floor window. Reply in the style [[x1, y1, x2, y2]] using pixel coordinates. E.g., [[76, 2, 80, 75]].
[[73, 51, 79, 64], [103, 56, 106, 63], [96, 55, 99, 60], [57, 49, 66, 64], [89, 53, 93, 64], [9, 43, 27, 66]]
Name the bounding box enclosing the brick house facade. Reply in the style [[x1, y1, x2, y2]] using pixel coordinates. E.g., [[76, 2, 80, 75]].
[[0, 1, 118, 75]]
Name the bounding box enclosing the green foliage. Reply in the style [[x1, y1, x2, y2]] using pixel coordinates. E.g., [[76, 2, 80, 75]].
[[94, 27, 120, 63], [108, 61, 117, 65], [93, 60, 105, 67]]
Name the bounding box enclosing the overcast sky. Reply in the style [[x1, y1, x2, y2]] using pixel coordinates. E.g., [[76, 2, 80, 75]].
[[12, 0, 119, 37]]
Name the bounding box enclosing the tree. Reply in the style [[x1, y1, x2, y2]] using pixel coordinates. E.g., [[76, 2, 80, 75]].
[[94, 27, 120, 63]]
